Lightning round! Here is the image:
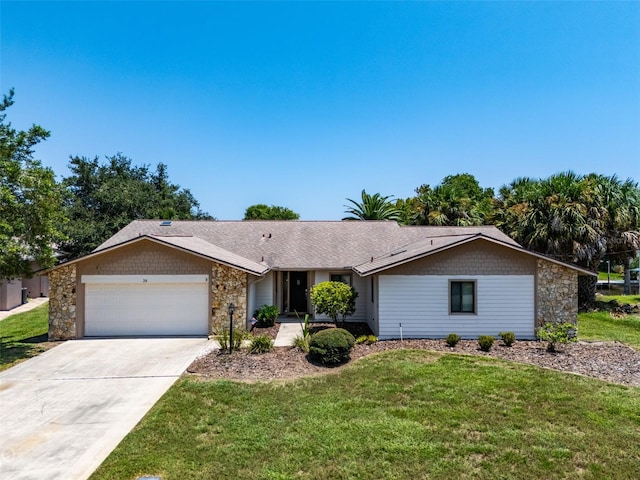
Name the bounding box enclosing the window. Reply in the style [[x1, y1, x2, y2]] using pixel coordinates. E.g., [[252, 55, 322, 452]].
[[450, 281, 475, 314], [330, 273, 352, 286]]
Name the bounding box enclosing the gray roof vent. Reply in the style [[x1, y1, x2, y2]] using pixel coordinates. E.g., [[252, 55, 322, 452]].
[[160, 221, 172, 226]]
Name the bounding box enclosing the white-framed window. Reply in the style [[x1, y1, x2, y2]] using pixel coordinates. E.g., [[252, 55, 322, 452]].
[[450, 280, 476, 314]]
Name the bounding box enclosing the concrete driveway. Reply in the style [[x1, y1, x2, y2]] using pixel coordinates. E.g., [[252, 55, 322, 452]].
[[0, 337, 211, 480]]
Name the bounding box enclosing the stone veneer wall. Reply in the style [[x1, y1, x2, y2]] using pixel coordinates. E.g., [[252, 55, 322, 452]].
[[211, 263, 247, 334], [48, 264, 77, 340], [536, 259, 578, 328]]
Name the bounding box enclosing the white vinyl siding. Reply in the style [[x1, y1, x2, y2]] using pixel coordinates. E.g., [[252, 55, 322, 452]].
[[378, 275, 534, 339], [84, 276, 208, 336], [249, 272, 274, 318]]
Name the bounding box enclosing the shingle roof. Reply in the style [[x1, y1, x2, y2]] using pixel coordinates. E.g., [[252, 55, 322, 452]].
[[148, 235, 269, 275], [96, 220, 521, 271], [353, 233, 596, 276]]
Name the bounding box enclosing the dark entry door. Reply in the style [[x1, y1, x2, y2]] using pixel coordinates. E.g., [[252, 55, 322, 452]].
[[289, 271, 308, 313]]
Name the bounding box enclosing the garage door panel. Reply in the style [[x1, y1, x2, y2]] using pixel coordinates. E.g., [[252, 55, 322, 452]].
[[85, 282, 208, 337]]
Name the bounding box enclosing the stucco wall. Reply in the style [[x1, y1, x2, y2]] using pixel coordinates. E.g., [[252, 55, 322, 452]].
[[211, 263, 247, 333], [0, 279, 23, 311], [385, 240, 537, 276], [49, 264, 77, 340], [536, 259, 578, 327]]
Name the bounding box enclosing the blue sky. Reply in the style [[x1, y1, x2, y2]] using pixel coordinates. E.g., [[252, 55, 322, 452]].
[[2, 1, 639, 220]]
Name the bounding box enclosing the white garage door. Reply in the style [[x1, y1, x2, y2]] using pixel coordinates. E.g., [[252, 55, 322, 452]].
[[83, 275, 209, 337]]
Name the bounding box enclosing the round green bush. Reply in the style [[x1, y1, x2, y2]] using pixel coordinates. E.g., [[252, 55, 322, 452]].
[[499, 331, 516, 347], [309, 328, 355, 365], [478, 335, 495, 352], [446, 333, 461, 347]]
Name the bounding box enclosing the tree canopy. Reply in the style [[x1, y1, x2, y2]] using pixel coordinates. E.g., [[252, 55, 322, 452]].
[[399, 173, 494, 226], [243, 204, 300, 220], [0, 89, 66, 279], [61, 154, 213, 258]]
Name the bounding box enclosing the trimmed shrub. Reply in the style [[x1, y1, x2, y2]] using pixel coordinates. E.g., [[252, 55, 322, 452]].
[[249, 335, 274, 354], [310, 281, 358, 325], [499, 331, 516, 347], [255, 305, 279, 327], [478, 335, 494, 352], [446, 333, 461, 348], [309, 328, 355, 365]]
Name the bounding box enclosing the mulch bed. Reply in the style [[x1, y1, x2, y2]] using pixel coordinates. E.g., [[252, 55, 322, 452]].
[[188, 323, 640, 387], [249, 323, 280, 340]]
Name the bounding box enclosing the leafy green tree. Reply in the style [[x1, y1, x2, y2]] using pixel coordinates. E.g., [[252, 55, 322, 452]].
[[407, 174, 495, 226], [343, 189, 401, 221], [310, 281, 358, 326], [244, 204, 299, 220], [61, 154, 212, 258], [0, 89, 66, 279]]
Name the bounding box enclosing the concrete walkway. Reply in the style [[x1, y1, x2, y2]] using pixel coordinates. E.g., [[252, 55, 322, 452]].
[[0, 298, 49, 321], [0, 337, 211, 480], [274, 322, 303, 347]]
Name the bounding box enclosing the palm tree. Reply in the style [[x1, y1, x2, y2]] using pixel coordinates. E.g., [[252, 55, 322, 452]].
[[343, 190, 401, 221], [590, 174, 640, 294], [496, 172, 607, 304]]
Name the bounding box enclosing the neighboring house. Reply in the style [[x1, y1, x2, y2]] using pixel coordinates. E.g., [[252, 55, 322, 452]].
[[47, 220, 594, 341], [0, 278, 24, 311], [0, 262, 49, 311]]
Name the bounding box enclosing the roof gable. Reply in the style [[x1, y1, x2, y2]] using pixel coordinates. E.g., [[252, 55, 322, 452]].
[[353, 233, 596, 276], [51, 235, 269, 276]]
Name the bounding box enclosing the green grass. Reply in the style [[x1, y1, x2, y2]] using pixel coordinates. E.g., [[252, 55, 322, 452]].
[[579, 311, 640, 350], [91, 350, 640, 480], [597, 271, 624, 281], [595, 293, 640, 305], [0, 303, 54, 371]]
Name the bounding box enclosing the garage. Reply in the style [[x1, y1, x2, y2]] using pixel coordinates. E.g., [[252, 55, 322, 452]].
[[83, 275, 209, 337]]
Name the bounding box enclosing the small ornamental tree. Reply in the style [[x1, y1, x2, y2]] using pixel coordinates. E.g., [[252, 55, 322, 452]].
[[310, 281, 358, 326], [537, 322, 577, 352]]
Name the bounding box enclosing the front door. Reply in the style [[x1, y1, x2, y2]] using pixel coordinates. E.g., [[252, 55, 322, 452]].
[[289, 271, 308, 313]]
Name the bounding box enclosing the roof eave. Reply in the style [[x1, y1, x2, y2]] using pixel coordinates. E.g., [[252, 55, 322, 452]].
[[45, 235, 270, 277], [354, 234, 597, 277]]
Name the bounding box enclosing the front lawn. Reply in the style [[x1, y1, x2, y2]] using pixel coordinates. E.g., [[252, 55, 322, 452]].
[[579, 311, 640, 350], [0, 303, 55, 371], [91, 350, 640, 480], [595, 293, 640, 305]]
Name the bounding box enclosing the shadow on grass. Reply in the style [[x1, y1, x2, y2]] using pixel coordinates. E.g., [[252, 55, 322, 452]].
[[0, 339, 40, 367], [0, 334, 51, 368], [22, 333, 48, 344]]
